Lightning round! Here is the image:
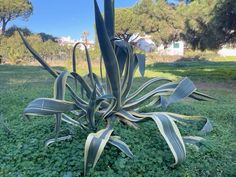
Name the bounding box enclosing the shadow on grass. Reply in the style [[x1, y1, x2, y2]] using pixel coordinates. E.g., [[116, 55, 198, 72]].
[[147, 59, 236, 82]]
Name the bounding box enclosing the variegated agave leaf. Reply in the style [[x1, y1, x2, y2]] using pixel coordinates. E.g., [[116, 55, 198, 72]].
[[115, 111, 212, 166], [45, 135, 72, 147], [94, 0, 121, 109], [18, 30, 58, 78], [113, 111, 186, 165], [151, 113, 186, 165], [108, 136, 134, 158], [73, 42, 95, 86], [23, 98, 77, 116], [54, 71, 70, 139], [84, 125, 113, 175]]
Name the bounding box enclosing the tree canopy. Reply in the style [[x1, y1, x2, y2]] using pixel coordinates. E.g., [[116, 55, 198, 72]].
[[115, 8, 137, 33], [115, 0, 184, 45], [115, 0, 236, 50], [203, 0, 236, 48], [134, 0, 184, 45], [0, 0, 32, 34]]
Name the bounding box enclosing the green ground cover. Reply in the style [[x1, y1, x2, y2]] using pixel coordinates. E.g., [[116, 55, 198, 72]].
[[0, 61, 235, 177]]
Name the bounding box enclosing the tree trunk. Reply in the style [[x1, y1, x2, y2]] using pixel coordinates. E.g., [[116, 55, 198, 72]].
[[2, 19, 7, 34]]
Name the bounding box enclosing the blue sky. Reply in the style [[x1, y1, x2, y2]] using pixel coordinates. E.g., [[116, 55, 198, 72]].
[[9, 0, 177, 40]]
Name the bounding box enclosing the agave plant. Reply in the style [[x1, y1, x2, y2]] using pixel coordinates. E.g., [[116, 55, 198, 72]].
[[19, 0, 213, 175]]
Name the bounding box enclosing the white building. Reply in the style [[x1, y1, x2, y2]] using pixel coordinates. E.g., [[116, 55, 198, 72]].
[[57, 36, 78, 46], [131, 34, 184, 55], [218, 46, 236, 56], [57, 36, 94, 50], [157, 41, 185, 56], [134, 35, 156, 52]]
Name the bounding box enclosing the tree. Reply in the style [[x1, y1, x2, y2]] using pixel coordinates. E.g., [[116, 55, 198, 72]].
[[39, 32, 57, 42], [115, 8, 138, 33], [179, 0, 218, 49], [4, 26, 32, 37], [115, 0, 184, 45], [133, 0, 183, 45], [0, 0, 32, 34], [181, 0, 236, 49], [206, 0, 236, 48], [81, 31, 89, 45]]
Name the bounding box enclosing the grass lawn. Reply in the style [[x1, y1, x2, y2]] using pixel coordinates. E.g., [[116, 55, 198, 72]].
[[0, 61, 236, 177]]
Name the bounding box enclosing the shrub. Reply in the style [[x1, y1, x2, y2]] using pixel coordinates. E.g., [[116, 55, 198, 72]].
[[19, 0, 213, 175], [0, 28, 72, 64]]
